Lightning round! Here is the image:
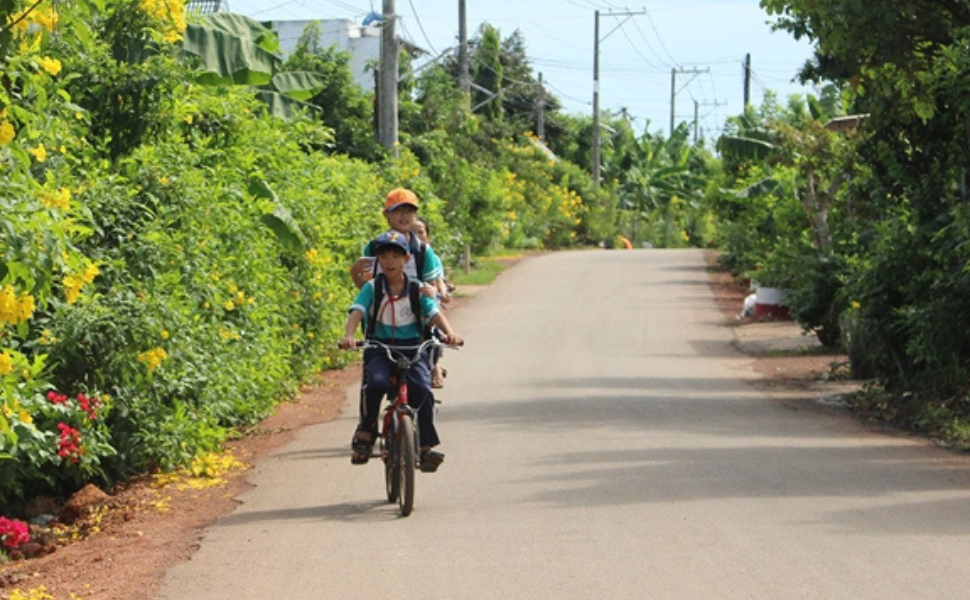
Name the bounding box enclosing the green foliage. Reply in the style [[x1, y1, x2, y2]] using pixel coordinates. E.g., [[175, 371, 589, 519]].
[[282, 22, 383, 160], [472, 24, 504, 122]]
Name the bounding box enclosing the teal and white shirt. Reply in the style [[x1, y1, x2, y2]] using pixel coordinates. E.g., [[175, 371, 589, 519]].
[[350, 275, 440, 343]]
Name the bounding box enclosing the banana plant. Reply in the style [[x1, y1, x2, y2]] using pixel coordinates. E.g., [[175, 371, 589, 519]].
[[180, 13, 325, 120], [614, 124, 703, 245], [717, 84, 852, 251]]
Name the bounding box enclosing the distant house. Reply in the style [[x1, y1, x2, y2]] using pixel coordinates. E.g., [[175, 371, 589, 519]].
[[269, 19, 426, 93], [185, 0, 230, 14], [824, 114, 869, 134]]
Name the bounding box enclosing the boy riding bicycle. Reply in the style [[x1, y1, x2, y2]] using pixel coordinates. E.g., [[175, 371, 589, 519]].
[[339, 231, 463, 471]]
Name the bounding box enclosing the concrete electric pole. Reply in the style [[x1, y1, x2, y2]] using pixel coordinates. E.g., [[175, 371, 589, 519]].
[[458, 0, 470, 98], [378, 0, 398, 151], [669, 66, 709, 137], [592, 8, 644, 185]]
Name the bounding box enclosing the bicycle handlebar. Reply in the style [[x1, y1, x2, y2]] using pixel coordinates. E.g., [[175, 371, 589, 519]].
[[355, 338, 463, 351], [338, 337, 463, 352]]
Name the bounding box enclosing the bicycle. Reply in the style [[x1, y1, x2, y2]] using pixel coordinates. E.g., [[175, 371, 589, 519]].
[[350, 337, 460, 517]]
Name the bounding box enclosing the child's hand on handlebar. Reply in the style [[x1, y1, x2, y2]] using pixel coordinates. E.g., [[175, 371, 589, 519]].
[[441, 332, 463, 346], [338, 337, 358, 350]]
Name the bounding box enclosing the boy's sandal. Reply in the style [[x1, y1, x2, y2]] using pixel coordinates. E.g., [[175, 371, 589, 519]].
[[432, 376, 445, 389], [419, 449, 444, 473], [351, 432, 373, 465]]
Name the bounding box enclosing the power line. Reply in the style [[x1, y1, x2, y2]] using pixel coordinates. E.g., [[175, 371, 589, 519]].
[[405, 0, 438, 54], [618, 19, 665, 71], [630, 17, 675, 70], [643, 8, 679, 67]]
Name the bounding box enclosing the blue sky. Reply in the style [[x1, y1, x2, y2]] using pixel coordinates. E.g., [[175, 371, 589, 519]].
[[224, 0, 819, 140]]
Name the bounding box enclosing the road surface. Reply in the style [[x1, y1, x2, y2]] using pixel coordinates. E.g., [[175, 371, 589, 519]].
[[162, 249, 970, 599]]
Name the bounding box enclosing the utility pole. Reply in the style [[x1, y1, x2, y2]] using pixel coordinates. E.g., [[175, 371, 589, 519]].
[[694, 99, 726, 142], [669, 66, 708, 136], [378, 0, 398, 152], [592, 10, 601, 185], [458, 0, 470, 98], [694, 100, 699, 143], [592, 8, 645, 185], [743, 53, 751, 108], [537, 72, 545, 139]]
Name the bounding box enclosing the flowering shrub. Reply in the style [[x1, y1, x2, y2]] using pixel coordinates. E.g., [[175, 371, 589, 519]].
[[0, 515, 30, 551], [1, 384, 115, 509]]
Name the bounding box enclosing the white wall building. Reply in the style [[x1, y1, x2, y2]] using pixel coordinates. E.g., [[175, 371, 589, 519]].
[[271, 20, 383, 92]]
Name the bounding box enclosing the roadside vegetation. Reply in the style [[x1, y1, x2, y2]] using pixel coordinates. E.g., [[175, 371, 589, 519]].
[[2, 0, 970, 544]]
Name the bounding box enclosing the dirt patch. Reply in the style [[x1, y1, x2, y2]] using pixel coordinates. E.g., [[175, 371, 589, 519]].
[[702, 250, 852, 398], [0, 251, 853, 600]]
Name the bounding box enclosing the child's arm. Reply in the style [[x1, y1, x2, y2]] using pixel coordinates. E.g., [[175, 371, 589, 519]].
[[435, 276, 451, 305], [339, 309, 364, 349], [429, 312, 462, 346]]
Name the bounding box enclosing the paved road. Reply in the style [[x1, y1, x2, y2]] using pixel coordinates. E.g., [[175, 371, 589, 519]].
[[162, 249, 970, 600]]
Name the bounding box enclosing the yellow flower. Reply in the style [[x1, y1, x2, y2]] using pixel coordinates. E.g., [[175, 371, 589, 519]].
[[28, 144, 47, 163], [183, 115, 193, 124], [137, 347, 168, 372], [0, 350, 14, 376], [37, 56, 62, 76], [850, 301, 861, 310], [0, 120, 15, 145], [224, 300, 235, 311], [63, 274, 84, 304], [40, 187, 71, 210], [161, 330, 170, 340], [25, 7, 59, 32], [16, 293, 34, 322], [18, 410, 32, 424], [81, 261, 99, 284], [0, 286, 35, 325]]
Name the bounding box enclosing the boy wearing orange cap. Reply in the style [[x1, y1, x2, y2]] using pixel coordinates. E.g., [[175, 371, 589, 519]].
[[349, 188, 447, 299]]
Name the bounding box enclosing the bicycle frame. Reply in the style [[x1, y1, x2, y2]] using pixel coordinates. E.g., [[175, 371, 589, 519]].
[[360, 338, 438, 446]]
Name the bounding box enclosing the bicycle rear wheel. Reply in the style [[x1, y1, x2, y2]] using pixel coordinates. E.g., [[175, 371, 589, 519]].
[[396, 414, 416, 516]]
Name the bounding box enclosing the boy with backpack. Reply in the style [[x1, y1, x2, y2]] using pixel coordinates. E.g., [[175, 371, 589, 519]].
[[339, 231, 463, 472]]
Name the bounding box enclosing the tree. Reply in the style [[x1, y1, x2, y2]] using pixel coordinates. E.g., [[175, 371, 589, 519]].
[[471, 24, 504, 122]]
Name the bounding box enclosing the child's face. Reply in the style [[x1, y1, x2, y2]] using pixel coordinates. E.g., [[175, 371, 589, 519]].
[[412, 221, 429, 244], [384, 205, 418, 233], [376, 248, 408, 277]]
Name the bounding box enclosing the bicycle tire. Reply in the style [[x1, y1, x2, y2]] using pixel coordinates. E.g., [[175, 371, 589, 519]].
[[383, 432, 399, 503], [397, 414, 416, 516]]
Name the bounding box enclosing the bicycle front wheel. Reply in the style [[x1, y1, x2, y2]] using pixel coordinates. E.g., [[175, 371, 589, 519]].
[[396, 414, 416, 517], [383, 434, 399, 503]]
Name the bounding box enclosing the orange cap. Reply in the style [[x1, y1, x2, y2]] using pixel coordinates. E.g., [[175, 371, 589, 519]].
[[383, 188, 419, 212]]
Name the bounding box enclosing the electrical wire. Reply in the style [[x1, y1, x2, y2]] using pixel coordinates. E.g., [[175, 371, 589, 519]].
[[405, 0, 438, 54], [630, 17, 676, 71], [642, 8, 679, 68]]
